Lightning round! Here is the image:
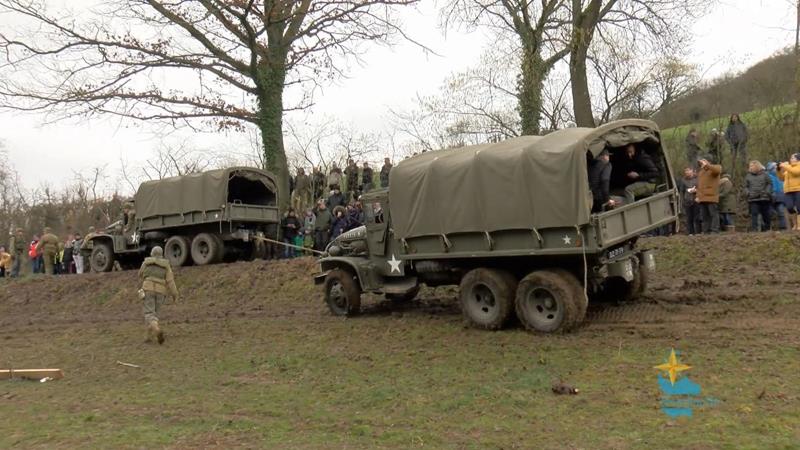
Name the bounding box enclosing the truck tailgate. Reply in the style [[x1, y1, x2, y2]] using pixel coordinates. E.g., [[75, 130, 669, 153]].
[[595, 190, 677, 248]]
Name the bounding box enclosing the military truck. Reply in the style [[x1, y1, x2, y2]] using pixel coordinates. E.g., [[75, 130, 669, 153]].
[[86, 167, 279, 272], [314, 119, 678, 333]]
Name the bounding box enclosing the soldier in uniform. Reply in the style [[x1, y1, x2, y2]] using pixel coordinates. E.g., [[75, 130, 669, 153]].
[[81, 226, 96, 265], [138, 246, 179, 344], [122, 202, 136, 238], [292, 168, 312, 213], [9, 228, 26, 278], [35, 227, 60, 275]]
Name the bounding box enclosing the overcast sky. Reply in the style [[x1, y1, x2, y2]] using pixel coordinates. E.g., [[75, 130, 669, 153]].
[[0, 0, 794, 193]]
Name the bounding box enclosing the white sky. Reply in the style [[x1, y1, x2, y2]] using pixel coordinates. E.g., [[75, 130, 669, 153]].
[[0, 0, 795, 193]]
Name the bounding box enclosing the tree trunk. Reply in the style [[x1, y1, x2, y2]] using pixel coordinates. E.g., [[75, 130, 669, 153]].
[[518, 37, 547, 135], [256, 58, 291, 212], [570, 29, 595, 127]]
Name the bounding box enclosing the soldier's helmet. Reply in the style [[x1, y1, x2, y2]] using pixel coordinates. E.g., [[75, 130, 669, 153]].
[[151, 246, 164, 258], [44, 227, 52, 234], [88, 226, 96, 233], [16, 228, 23, 234]]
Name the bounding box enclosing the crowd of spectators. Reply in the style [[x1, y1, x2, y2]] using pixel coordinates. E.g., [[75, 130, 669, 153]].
[[280, 157, 393, 257], [0, 227, 89, 278], [678, 113, 800, 233]]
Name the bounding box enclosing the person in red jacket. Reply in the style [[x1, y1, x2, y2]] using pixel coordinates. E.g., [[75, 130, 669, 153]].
[[28, 237, 41, 274]]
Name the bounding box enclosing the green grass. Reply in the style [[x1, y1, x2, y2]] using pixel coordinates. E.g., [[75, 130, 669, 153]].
[[2, 313, 799, 448], [661, 103, 797, 175]]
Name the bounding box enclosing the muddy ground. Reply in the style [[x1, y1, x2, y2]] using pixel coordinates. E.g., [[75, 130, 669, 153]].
[[1, 233, 799, 448]]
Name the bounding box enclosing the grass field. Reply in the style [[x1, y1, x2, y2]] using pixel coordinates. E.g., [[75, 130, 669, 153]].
[[1, 234, 799, 449]]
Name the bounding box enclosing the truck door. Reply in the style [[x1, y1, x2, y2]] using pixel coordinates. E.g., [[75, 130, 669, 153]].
[[365, 200, 388, 256]]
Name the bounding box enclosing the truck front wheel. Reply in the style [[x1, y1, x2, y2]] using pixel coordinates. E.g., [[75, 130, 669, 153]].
[[459, 268, 517, 330], [165, 236, 191, 267], [191, 233, 222, 265], [324, 269, 361, 316], [515, 270, 583, 333], [90, 243, 115, 273]]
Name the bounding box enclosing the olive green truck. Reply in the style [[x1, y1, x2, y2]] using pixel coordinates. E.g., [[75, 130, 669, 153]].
[[314, 119, 679, 333], [86, 167, 280, 272]]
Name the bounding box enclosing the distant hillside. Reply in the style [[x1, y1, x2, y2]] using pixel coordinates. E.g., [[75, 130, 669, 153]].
[[655, 49, 796, 129]]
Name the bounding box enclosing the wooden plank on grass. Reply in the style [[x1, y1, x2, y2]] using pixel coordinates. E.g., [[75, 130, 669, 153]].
[[0, 369, 64, 380]]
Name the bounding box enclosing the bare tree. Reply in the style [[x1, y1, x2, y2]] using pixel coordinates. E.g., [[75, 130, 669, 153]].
[[0, 0, 420, 208], [566, 0, 708, 126], [440, 0, 569, 135]]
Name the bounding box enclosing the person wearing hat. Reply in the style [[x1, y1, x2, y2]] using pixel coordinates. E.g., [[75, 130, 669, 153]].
[[706, 128, 725, 168], [9, 228, 26, 278], [696, 156, 723, 233], [280, 208, 302, 259], [80, 226, 96, 267], [122, 201, 136, 237], [766, 162, 787, 230], [72, 232, 86, 274], [588, 148, 615, 213], [138, 246, 179, 344], [780, 153, 800, 230], [35, 227, 60, 275]]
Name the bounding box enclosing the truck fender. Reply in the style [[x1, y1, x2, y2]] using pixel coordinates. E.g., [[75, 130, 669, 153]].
[[316, 257, 377, 291]]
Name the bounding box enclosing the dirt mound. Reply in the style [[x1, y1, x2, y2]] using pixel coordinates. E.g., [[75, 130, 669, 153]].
[[0, 257, 322, 330], [1, 232, 798, 337]]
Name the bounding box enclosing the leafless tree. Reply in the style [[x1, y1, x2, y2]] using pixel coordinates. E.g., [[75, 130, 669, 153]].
[[440, 0, 569, 135], [566, 0, 709, 127], [0, 0, 421, 208]]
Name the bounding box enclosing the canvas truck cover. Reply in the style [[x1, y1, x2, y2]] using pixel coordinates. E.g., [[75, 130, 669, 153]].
[[389, 119, 661, 239], [135, 167, 278, 219]]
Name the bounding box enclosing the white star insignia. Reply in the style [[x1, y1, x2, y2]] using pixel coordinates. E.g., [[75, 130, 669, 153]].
[[132, 232, 140, 244], [387, 254, 402, 274], [562, 235, 572, 245]]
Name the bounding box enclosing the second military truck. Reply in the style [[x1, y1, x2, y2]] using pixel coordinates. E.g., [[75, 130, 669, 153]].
[[86, 167, 280, 272], [315, 119, 679, 333]]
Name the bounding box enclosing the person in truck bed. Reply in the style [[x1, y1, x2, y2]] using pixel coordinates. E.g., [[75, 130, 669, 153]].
[[610, 144, 659, 205]]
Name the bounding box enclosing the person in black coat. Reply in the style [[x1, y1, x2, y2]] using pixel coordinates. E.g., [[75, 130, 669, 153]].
[[611, 144, 659, 204], [281, 209, 302, 258], [588, 149, 615, 213]]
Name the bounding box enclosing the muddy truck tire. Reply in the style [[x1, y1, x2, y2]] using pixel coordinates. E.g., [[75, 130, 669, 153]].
[[459, 268, 517, 330], [165, 236, 192, 267], [90, 242, 115, 273], [191, 233, 222, 266], [324, 269, 362, 316], [515, 269, 584, 333]]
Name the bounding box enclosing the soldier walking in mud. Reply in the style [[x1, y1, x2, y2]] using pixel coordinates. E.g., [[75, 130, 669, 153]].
[[138, 246, 179, 344], [36, 227, 59, 275]]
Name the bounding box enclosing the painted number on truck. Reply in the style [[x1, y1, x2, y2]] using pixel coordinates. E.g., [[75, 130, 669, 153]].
[[607, 247, 624, 260]]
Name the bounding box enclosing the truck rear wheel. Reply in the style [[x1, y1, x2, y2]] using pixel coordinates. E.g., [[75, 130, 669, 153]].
[[191, 233, 222, 266], [459, 268, 517, 330], [165, 236, 191, 267], [211, 234, 226, 263], [324, 269, 361, 316], [550, 269, 588, 324], [90, 242, 115, 273], [515, 270, 583, 333]]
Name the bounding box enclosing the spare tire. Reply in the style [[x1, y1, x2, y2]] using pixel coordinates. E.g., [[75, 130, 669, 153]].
[[191, 233, 222, 266], [165, 236, 191, 267]]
